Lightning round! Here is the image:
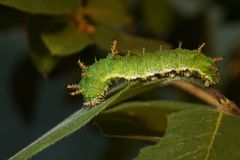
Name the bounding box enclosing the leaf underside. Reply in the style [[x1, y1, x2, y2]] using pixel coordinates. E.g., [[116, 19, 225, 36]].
[[96, 101, 208, 139], [136, 108, 240, 160]]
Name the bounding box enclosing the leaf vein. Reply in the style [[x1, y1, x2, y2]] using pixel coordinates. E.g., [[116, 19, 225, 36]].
[[204, 111, 223, 160], [160, 133, 212, 147], [175, 145, 208, 160]]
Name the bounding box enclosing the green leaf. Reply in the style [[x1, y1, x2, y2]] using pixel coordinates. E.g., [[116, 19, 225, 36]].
[[96, 101, 208, 140], [92, 26, 170, 52], [0, 0, 82, 14], [29, 51, 57, 78], [84, 0, 130, 26], [41, 20, 92, 56], [136, 108, 240, 160], [27, 16, 58, 77]]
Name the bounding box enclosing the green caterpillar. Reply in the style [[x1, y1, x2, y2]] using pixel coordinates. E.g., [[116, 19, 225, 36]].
[[68, 41, 222, 106]]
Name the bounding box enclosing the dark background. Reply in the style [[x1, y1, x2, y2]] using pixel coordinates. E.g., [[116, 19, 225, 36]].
[[0, 0, 240, 159]]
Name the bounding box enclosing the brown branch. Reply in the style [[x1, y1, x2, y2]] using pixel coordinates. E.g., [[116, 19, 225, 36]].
[[173, 81, 240, 116]]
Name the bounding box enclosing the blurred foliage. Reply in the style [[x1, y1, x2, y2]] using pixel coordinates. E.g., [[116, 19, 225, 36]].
[[0, 0, 172, 76], [0, 0, 82, 14], [0, 0, 240, 160], [92, 26, 170, 53], [26, 15, 59, 77], [41, 19, 92, 56], [141, 0, 176, 35], [83, 0, 130, 26], [1, 0, 238, 80]]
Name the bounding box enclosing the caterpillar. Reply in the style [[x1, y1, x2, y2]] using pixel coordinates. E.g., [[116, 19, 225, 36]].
[[67, 41, 223, 106]]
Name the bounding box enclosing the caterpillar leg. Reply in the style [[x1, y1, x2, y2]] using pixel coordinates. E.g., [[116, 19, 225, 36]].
[[67, 84, 81, 96], [67, 84, 79, 89], [70, 90, 81, 96]]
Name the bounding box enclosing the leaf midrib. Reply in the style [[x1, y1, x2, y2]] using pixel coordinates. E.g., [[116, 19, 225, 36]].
[[204, 111, 223, 160]]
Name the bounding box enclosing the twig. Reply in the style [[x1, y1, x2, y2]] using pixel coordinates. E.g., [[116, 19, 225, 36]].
[[173, 81, 240, 116]]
